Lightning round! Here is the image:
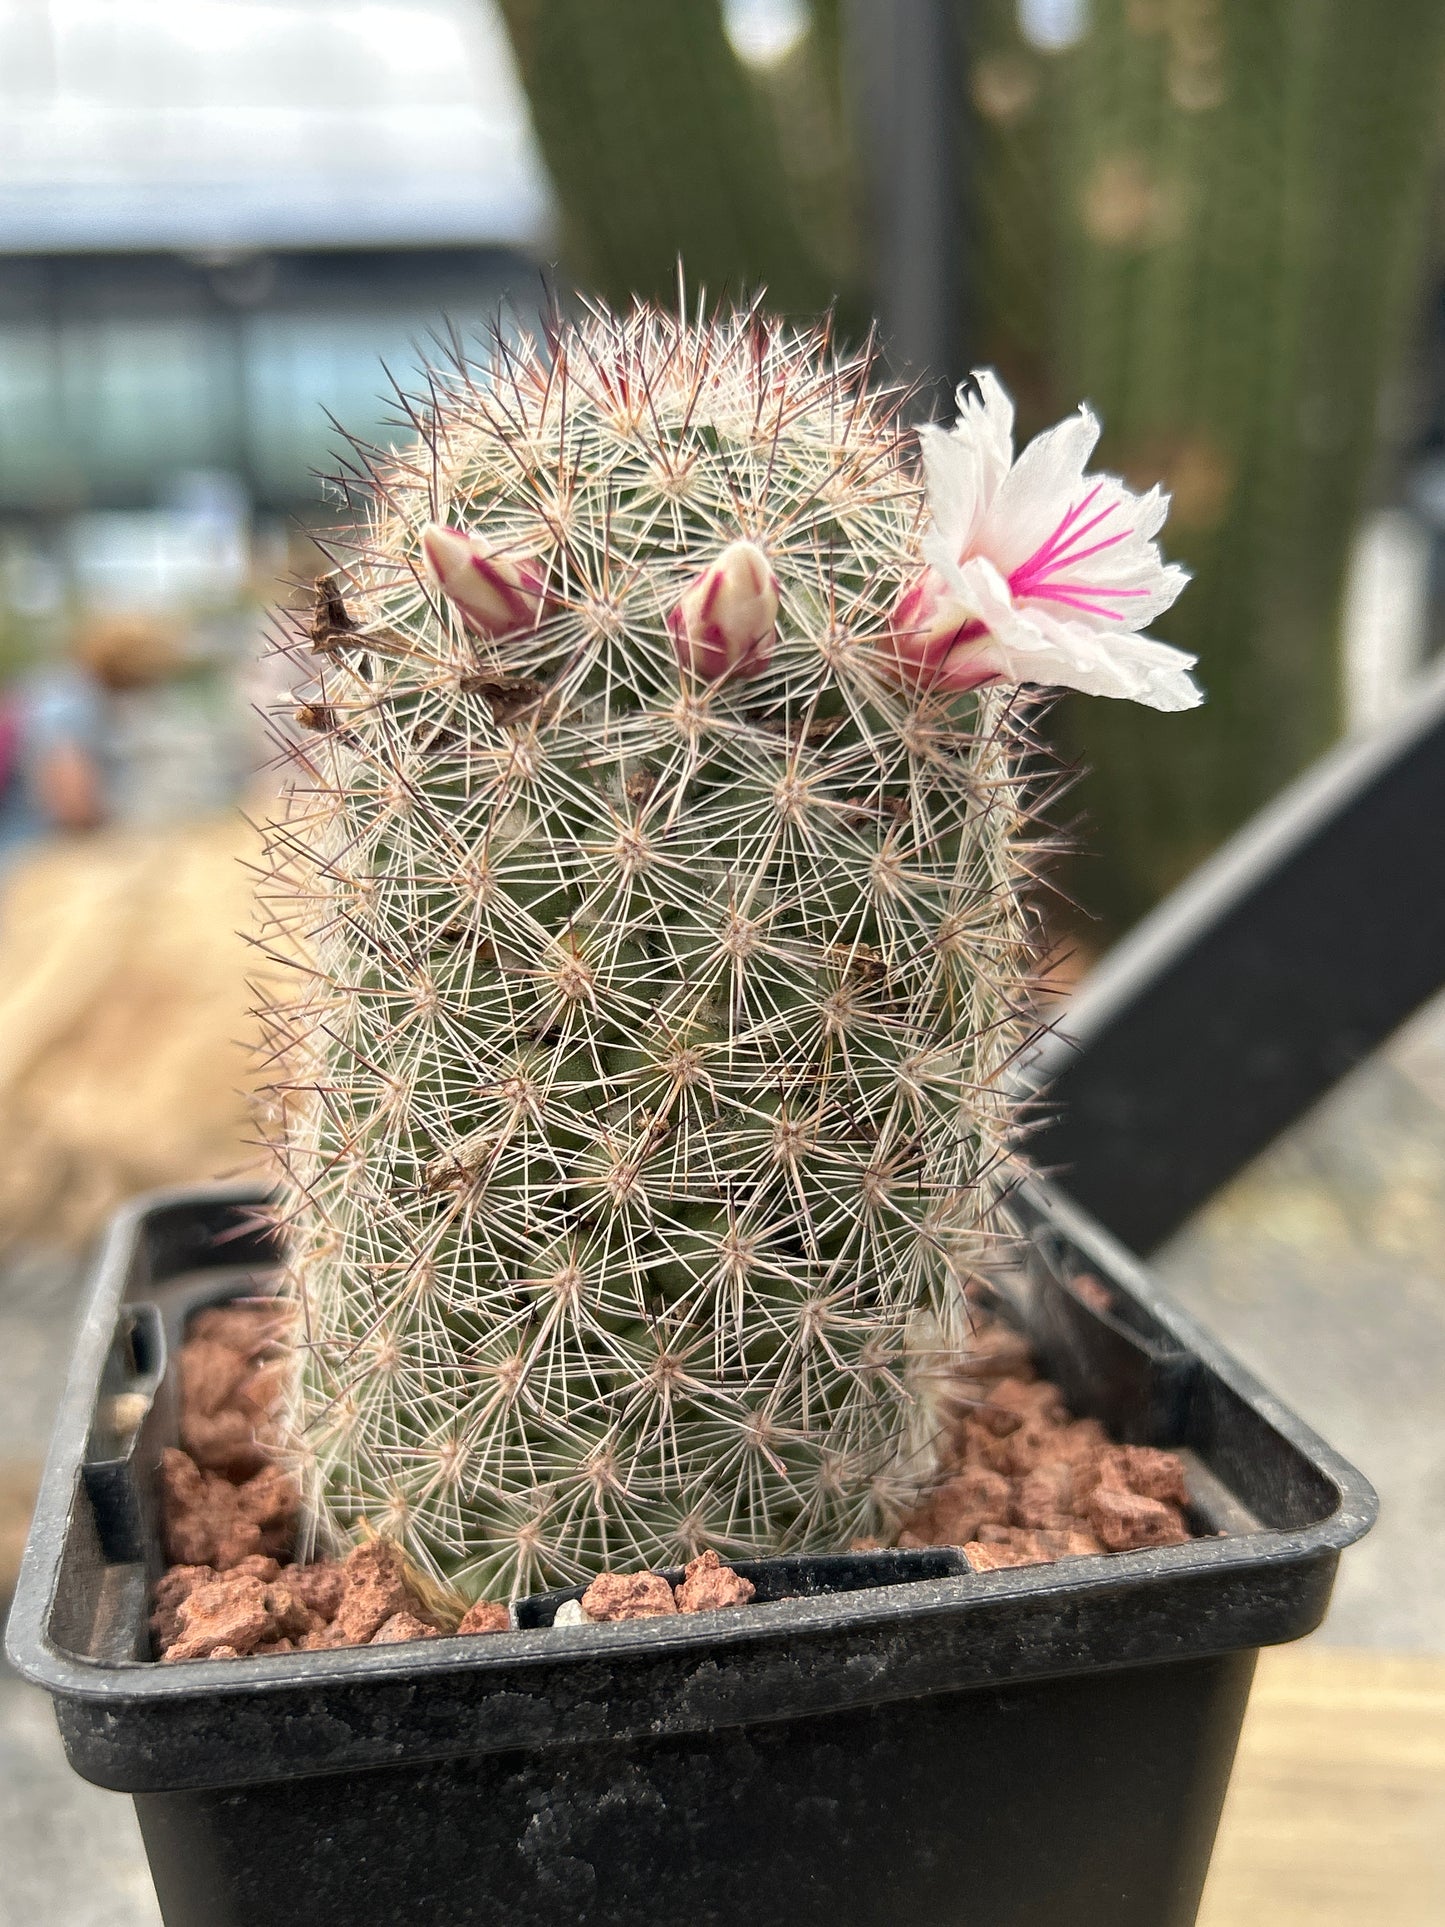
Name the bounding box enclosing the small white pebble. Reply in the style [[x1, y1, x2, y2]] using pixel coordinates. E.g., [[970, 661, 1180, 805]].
[[551, 1597, 591, 1627]]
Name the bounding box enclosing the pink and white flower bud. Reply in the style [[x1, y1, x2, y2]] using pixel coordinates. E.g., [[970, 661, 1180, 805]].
[[668, 540, 778, 682], [421, 523, 547, 640], [883, 569, 1002, 694]]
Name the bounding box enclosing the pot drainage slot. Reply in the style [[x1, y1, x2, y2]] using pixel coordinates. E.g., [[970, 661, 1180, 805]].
[[516, 1548, 971, 1629], [82, 1301, 168, 1566]]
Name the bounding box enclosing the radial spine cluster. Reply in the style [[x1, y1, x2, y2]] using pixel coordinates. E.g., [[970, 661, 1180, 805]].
[[258, 300, 1045, 1601]]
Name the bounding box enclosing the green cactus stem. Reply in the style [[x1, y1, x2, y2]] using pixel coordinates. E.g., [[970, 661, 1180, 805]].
[[495, 0, 852, 314]]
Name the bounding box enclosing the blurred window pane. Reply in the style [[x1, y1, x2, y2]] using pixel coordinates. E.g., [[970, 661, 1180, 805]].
[[0, 0, 551, 251]]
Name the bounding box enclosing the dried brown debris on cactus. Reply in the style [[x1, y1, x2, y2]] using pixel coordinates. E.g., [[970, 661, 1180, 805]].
[[309, 572, 360, 651]]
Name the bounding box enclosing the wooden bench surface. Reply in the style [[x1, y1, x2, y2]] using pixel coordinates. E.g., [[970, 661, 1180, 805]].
[[1199, 1645, 1445, 1925]]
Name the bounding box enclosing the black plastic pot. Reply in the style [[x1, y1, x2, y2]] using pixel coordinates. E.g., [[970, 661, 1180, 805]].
[[7, 1179, 1374, 1927]]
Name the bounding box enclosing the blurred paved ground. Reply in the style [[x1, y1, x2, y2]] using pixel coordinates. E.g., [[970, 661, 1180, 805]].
[[1154, 986, 1445, 1653], [1, 990, 1443, 1924], [0, 1250, 163, 1926]]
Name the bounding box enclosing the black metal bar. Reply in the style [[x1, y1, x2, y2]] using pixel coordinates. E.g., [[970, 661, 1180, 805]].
[[1026, 653, 1445, 1253], [844, 0, 966, 407]]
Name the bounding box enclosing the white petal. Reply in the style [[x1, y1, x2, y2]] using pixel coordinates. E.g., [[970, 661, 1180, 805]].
[[981, 455, 1189, 632], [918, 423, 985, 556], [979, 406, 1102, 575], [1126, 482, 1170, 543], [957, 559, 1202, 711], [916, 369, 1017, 558], [921, 519, 973, 588], [951, 369, 1015, 494], [1026, 473, 1188, 626]]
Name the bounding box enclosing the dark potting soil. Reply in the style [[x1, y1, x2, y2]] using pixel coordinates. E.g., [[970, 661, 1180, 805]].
[[151, 1284, 1192, 1662]]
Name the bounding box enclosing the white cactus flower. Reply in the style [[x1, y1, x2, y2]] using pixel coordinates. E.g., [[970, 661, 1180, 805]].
[[884, 370, 1201, 711]]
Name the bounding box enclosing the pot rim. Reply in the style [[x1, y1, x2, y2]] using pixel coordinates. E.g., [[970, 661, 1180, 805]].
[[4, 1177, 1377, 1792]]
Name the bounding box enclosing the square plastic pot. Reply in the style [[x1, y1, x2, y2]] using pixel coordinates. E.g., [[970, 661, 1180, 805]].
[[5, 1179, 1375, 1927]]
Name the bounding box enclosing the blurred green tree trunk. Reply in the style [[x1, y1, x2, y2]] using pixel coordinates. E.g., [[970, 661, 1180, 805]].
[[495, 0, 858, 313], [972, 0, 1445, 931]]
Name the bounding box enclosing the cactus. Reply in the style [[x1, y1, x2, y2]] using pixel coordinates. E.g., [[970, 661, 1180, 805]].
[[494, 0, 852, 315], [258, 302, 1189, 1602], [967, 0, 1445, 928]]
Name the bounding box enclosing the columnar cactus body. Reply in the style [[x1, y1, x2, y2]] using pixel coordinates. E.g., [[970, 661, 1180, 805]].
[[261, 306, 1042, 1601]]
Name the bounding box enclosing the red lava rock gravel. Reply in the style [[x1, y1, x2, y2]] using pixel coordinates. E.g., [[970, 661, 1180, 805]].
[[895, 1314, 1194, 1570], [152, 1301, 511, 1663], [581, 1570, 678, 1621], [1085, 1485, 1190, 1553], [162, 1574, 276, 1663], [152, 1295, 1192, 1660], [301, 1539, 438, 1649], [1098, 1444, 1190, 1508], [284, 1559, 347, 1622], [674, 1549, 756, 1613], [457, 1599, 511, 1635], [178, 1302, 294, 1480], [159, 1447, 298, 1570], [370, 1612, 441, 1645], [570, 1551, 756, 1623]]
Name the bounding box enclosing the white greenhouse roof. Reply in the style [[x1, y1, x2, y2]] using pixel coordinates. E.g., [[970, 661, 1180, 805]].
[[0, 0, 553, 253]]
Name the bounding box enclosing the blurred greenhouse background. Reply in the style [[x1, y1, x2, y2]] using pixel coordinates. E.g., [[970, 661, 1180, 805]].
[[4, 9, 1445, 1919], [0, 0, 1440, 1245], [2, 2, 1443, 913]]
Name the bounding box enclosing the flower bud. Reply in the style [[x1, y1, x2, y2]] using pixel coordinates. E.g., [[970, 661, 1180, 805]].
[[668, 540, 778, 682], [421, 524, 547, 640], [883, 570, 1001, 694]]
